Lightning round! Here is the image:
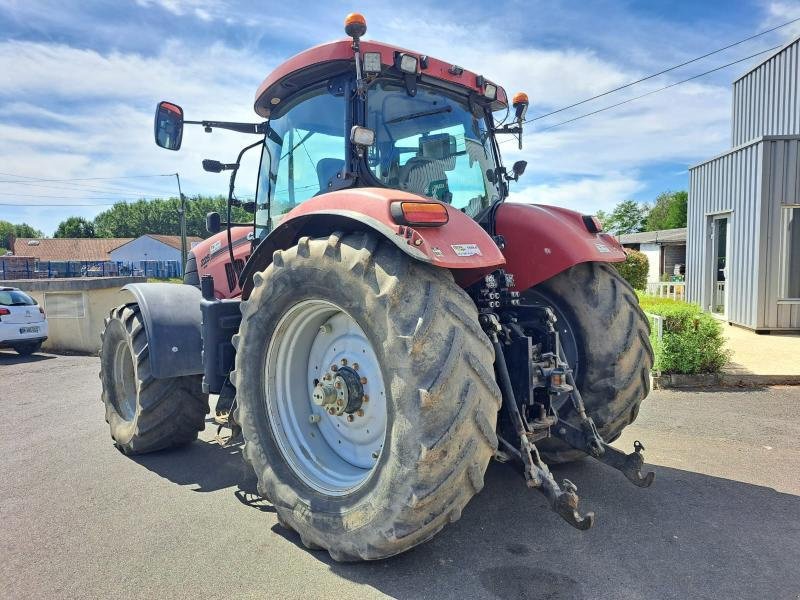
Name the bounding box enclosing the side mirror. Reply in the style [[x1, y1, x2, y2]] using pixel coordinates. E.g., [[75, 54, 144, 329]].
[[512, 160, 527, 180], [154, 101, 184, 150], [206, 211, 221, 234]]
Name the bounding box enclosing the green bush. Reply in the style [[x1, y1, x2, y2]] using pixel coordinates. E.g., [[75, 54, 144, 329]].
[[642, 300, 730, 374], [613, 249, 649, 290]]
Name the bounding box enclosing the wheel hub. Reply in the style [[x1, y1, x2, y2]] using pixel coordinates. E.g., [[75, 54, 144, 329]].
[[264, 299, 387, 495], [312, 365, 365, 416]]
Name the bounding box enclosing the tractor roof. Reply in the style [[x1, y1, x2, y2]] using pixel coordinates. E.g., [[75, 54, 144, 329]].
[[254, 39, 508, 118]]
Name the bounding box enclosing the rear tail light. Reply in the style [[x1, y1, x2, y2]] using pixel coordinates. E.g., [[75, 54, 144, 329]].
[[582, 215, 603, 233], [390, 201, 449, 226], [0, 307, 9, 320], [39, 306, 45, 317]]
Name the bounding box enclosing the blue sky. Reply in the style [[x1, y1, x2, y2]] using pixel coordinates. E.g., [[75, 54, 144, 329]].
[[1, 0, 799, 235]]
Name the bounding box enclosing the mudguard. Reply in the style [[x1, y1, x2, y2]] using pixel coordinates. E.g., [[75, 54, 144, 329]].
[[121, 283, 204, 379], [239, 188, 505, 298], [495, 203, 626, 292]]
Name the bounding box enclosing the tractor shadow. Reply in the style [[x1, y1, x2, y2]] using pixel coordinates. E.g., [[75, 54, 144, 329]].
[[129, 432, 260, 499], [274, 460, 800, 600]]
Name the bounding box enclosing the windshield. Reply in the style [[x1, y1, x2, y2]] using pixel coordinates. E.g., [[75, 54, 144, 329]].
[[0, 290, 36, 306], [365, 80, 499, 217], [256, 85, 346, 231]]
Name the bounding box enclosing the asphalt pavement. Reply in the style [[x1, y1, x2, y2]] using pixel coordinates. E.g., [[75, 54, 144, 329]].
[[1, 350, 799, 600]]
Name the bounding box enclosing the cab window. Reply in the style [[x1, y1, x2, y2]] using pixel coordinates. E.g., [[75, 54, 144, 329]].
[[256, 86, 346, 231]]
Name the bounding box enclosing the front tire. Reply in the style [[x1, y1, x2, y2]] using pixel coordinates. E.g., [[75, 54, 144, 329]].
[[99, 304, 209, 454], [524, 262, 654, 463], [233, 232, 501, 561]]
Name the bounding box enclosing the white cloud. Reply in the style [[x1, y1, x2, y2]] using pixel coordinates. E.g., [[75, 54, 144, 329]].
[[508, 175, 645, 214]]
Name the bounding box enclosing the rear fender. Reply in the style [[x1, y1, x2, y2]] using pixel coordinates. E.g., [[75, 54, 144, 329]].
[[495, 203, 626, 291], [240, 188, 505, 298], [121, 283, 204, 379]]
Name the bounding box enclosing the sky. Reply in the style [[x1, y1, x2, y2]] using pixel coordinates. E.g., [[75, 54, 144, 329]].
[[1, 0, 799, 236]]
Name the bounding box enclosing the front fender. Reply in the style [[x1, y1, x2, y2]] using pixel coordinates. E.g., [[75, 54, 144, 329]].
[[121, 283, 204, 378], [240, 188, 505, 298], [495, 203, 626, 291]]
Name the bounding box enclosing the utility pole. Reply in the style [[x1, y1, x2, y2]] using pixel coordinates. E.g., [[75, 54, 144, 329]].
[[175, 173, 187, 275]]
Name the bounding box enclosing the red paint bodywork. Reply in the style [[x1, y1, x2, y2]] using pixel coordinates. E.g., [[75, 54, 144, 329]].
[[254, 39, 507, 118], [191, 227, 253, 299], [191, 188, 506, 298], [192, 199, 623, 299], [495, 203, 626, 292]]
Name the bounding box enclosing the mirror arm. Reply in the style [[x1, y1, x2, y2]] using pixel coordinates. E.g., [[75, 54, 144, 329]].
[[184, 120, 271, 136]]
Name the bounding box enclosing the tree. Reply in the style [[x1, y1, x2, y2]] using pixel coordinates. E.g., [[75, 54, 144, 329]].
[[54, 216, 96, 238], [613, 249, 649, 290], [603, 200, 649, 235], [0, 220, 44, 249], [93, 196, 251, 238], [645, 191, 687, 231]]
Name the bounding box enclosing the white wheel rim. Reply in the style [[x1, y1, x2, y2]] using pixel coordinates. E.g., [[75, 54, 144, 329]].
[[264, 299, 387, 496]]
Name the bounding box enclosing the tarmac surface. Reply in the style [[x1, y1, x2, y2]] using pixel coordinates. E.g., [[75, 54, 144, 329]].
[[1, 351, 799, 599]]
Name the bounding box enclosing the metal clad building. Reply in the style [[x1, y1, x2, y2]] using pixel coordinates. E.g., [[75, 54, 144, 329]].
[[732, 38, 799, 146], [688, 37, 800, 331]]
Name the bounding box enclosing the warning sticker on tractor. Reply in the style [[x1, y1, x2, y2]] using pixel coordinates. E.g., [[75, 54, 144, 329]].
[[451, 243, 482, 257], [594, 242, 610, 253]]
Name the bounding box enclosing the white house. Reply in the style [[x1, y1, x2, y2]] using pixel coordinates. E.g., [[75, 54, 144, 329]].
[[108, 234, 202, 267], [618, 228, 687, 284]]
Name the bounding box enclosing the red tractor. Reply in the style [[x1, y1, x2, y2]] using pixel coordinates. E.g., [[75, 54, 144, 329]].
[[100, 13, 654, 560]]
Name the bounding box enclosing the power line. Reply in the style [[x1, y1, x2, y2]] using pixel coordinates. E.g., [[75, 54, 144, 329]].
[[0, 202, 120, 207], [526, 16, 799, 123], [0, 191, 174, 200], [532, 45, 780, 133], [0, 172, 176, 184]]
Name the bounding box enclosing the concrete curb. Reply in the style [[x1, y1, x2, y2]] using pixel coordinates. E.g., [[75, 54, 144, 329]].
[[654, 372, 800, 389]]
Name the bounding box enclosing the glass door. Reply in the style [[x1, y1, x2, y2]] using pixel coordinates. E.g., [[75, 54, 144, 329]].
[[710, 215, 729, 316]]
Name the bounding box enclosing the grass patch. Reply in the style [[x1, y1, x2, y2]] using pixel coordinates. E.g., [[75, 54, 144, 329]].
[[146, 277, 183, 284]]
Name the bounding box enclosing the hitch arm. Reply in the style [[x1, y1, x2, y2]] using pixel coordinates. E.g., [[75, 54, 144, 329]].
[[552, 421, 655, 488], [482, 314, 594, 531]]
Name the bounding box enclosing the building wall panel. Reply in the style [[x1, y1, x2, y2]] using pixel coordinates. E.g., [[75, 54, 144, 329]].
[[687, 141, 764, 328], [732, 38, 799, 145]]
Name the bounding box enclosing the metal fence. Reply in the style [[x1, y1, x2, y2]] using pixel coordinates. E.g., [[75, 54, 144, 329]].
[[0, 258, 182, 280]]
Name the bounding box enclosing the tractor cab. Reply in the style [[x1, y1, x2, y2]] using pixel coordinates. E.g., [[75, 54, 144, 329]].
[[154, 13, 529, 236]]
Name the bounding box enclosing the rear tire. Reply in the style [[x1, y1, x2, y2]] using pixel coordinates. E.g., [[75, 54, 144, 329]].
[[233, 232, 501, 561], [99, 304, 209, 455], [14, 341, 42, 355], [524, 262, 654, 463]]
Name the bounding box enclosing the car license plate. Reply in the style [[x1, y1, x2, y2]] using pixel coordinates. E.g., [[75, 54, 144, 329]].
[[19, 326, 39, 334]]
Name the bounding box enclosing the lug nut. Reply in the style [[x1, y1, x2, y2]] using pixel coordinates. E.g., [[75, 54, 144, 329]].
[[353, 363, 359, 371], [335, 381, 342, 389], [356, 409, 364, 417], [363, 394, 369, 403], [331, 365, 338, 372], [360, 377, 367, 385], [328, 407, 336, 415], [341, 358, 348, 366], [346, 415, 355, 422]]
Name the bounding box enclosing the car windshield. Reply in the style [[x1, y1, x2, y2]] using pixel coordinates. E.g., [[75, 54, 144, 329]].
[[0, 290, 36, 306], [365, 80, 499, 217]]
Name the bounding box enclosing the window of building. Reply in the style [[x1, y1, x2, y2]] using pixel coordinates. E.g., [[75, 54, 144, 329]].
[[780, 206, 800, 300]]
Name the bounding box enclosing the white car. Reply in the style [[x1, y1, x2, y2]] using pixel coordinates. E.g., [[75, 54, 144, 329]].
[[0, 287, 48, 355]]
